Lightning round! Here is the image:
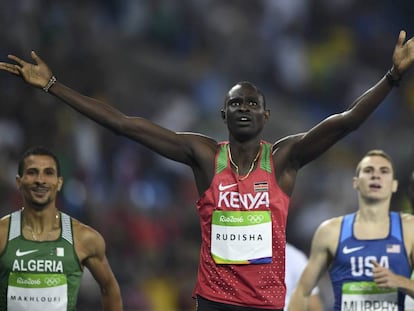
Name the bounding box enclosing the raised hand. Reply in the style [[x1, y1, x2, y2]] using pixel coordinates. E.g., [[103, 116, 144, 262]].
[[0, 51, 53, 89], [392, 30, 414, 76]]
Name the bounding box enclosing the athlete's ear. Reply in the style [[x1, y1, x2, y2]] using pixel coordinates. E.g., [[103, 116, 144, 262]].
[[392, 179, 398, 193], [264, 109, 270, 120], [352, 176, 359, 190], [221, 109, 226, 120], [16, 175, 22, 190], [57, 177, 63, 191]]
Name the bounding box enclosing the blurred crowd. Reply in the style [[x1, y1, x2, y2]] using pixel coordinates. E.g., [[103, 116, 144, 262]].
[[1, 1, 414, 310]]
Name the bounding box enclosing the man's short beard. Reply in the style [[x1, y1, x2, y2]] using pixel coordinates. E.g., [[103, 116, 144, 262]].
[[30, 200, 50, 211]]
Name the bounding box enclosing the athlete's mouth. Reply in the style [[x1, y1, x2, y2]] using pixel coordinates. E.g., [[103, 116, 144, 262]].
[[369, 183, 381, 189], [237, 114, 252, 122], [31, 186, 49, 194]]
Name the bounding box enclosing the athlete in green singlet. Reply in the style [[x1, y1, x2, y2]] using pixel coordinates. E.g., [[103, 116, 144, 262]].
[[1, 30, 414, 310], [0, 146, 122, 311]]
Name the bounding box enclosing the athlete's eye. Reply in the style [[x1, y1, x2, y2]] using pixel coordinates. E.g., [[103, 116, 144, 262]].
[[229, 101, 240, 107], [248, 101, 258, 107], [362, 167, 373, 174], [380, 167, 391, 175], [44, 168, 57, 176], [25, 169, 37, 176]]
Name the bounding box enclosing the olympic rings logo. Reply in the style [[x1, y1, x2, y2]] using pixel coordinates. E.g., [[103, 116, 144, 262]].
[[45, 277, 60, 286], [247, 214, 264, 223]]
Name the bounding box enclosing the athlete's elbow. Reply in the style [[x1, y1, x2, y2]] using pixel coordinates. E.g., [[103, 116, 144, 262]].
[[346, 121, 361, 132], [339, 116, 363, 134], [111, 116, 136, 136]]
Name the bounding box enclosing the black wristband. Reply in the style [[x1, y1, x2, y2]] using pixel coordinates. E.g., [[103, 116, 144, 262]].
[[43, 75, 57, 92], [385, 70, 401, 87]]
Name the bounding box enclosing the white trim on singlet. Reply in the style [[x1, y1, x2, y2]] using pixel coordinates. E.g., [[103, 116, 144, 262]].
[[9, 211, 21, 241], [8, 210, 73, 245], [61, 212, 73, 244]]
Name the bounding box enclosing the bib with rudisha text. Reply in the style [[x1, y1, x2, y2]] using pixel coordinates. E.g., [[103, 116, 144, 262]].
[[211, 210, 272, 264]]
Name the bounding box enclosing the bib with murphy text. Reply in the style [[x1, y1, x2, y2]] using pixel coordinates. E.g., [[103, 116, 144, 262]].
[[341, 281, 398, 311]]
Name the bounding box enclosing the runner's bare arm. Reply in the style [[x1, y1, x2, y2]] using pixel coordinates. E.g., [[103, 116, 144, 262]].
[[0, 216, 10, 254], [288, 218, 339, 311], [0, 51, 217, 165], [279, 30, 414, 170], [75, 222, 123, 311]]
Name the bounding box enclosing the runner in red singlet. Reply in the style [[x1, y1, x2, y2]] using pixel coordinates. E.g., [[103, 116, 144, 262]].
[[1, 30, 414, 310]]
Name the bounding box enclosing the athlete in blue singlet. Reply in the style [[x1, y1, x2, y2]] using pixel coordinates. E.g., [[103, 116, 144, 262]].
[[3, 31, 414, 311], [289, 150, 414, 311]]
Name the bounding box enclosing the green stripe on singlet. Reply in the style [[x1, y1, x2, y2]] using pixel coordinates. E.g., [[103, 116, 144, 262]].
[[216, 143, 272, 175], [260, 143, 272, 173], [216, 144, 228, 174]]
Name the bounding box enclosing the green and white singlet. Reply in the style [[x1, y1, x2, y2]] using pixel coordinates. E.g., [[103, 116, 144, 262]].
[[0, 210, 83, 311]]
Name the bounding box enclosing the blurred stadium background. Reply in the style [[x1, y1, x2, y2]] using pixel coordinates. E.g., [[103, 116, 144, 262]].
[[1, 1, 414, 310]]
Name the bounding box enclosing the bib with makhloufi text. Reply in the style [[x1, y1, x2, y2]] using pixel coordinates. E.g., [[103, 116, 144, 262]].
[[7, 272, 68, 311], [341, 281, 398, 311], [211, 210, 272, 264]]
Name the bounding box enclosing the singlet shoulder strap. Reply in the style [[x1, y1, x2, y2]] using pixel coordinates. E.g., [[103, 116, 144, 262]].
[[390, 211, 403, 241], [340, 213, 356, 243], [216, 143, 229, 174], [216, 142, 273, 175], [9, 210, 22, 241], [341, 212, 402, 242], [8, 210, 74, 244], [259, 142, 272, 173], [60, 212, 74, 245]]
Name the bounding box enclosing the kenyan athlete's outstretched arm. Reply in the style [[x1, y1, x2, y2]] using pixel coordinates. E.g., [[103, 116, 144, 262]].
[[285, 30, 414, 169], [0, 51, 216, 166]]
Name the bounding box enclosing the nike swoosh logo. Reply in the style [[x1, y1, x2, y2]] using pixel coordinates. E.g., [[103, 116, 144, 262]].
[[16, 249, 39, 257], [218, 183, 238, 191], [343, 246, 364, 254]]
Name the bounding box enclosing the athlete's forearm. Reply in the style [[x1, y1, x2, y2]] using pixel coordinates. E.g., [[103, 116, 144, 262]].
[[287, 291, 308, 311], [101, 281, 123, 311], [49, 81, 128, 134], [343, 74, 393, 128], [395, 275, 414, 298]]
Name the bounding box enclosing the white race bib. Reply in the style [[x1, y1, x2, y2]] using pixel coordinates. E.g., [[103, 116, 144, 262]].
[[211, 210, 272, 264], [341, 281, 398, 311], [8, 272, 68, 311]]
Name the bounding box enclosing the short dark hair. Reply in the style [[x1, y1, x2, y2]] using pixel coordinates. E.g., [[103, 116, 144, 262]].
[[18, 146, 61, 177], [355, 149, 394, 177], [224, 81, 266, 108]]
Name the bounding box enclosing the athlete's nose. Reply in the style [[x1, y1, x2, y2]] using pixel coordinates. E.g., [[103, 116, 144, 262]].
[[239, 100, 250, 111], [370, 170, 381, 179], [34, 173, 46, 183]]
